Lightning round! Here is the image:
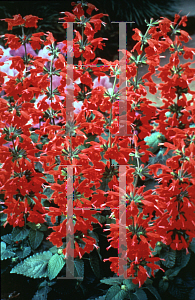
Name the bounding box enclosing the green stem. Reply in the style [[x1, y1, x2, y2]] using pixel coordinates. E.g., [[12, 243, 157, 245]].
[[81, 24, 84, 94], [108, 73, 117, 167], [21, 26, 28, 77]]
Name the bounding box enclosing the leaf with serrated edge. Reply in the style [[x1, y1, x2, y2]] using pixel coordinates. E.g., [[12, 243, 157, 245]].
[[10, 251, 52, 278], [1, 241, 6, 251], [160, 249, 176, 268], [12, 227, 29, 242], [1, 250, 15, 260], [29, 229, 44, 249], [1, 234, 12, 244], [105, 285, 127, 300], [48, 253, 65, 280]]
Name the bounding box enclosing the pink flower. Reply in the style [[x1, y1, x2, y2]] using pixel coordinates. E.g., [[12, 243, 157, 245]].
[[9, 43, 37, 58], [93, 75, 118, 94], [93, 75, 113, 89], [73, 101, 83, 114], [0, 45, 11, 62], [37, 45, 51, 60]]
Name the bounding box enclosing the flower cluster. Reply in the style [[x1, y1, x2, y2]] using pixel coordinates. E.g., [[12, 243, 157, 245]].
[[0, 1, 195, 288]]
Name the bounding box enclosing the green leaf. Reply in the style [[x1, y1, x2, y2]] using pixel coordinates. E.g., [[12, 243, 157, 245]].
[[176, 250, 191, 269], [134, 289, 148, 300], [39, 224, 48, 232], [1, 234, 12, 244], [168, 277, 189, 299], [189, 238, 195, 253], [1, 241, 16, 260], [74, 257, 84, 278], [160, 248, 176, 268], [144, 132, 165, 153], [35, 161, 44, 172], [165, 267, 181, 280], [29, 229, 44, 249], [27, 222, 37, 230], [48, 253, 66, 280], [158, 279, 169, 293], [12, 227, 29, 242], [15, 246, 31, 259], [189, 288, 195, 300], [1, 249, 16, 260], [0, 212, 7, 226], [1, 241, 6, 252], [105, 285, 127, 300], [10, 251, 52, 279], [43, 187, 54, 200], [101, 277, 123, 286], [66, 257, 84, 279], [45, 174, 55, 183], [145, 285, 161, 300], [49, 246, 58, 254], [93, 213, 106, 224], [129, 294, 138, 300], [32, 286, 52, 300], [122, 279, 138, 291], [89, 249, 101, 278], [30, 132, 39, 143]]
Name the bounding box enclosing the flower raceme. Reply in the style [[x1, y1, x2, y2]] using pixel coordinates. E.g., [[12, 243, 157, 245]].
[[0, 1, 195, 287]]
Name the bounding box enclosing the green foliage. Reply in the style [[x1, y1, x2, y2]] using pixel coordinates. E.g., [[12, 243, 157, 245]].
[[160, 247, 176, 268], [65, 257, 84, 280], [189, 238, 195, 253], [145, 284, 161, 300], [168, 277, 189, 299], [15, 246, 31, 259], [100, 276, 124, 286], [122, 279, 138, 291], [144, 132, 165, 153], [189, 288, 195, 300], [29, 229, 44, 250], [175, 250, 191, 269], [32, 280, 54, 300], [10, 251, 53, 279], [1, 241, 15, 260], [1, 233, 13, 244], [48, 253, 65, 280], [105, 285, 128, 300], [158, 279, 169, 294], [164, 267, 182, 280], [12, 227, 30, 242], [134, 289, 148, 300], [89, 249, 101, 278]]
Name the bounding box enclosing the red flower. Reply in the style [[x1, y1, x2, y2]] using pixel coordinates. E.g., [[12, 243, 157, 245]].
[[1, 14, 25, 30], [72, 3, 84, 19], [9, 56, 25, 72], [3, 34, 21, 50], [80, 71, 93, 88], [23, 15, 43, 28], [29, 32, 45, 50]]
